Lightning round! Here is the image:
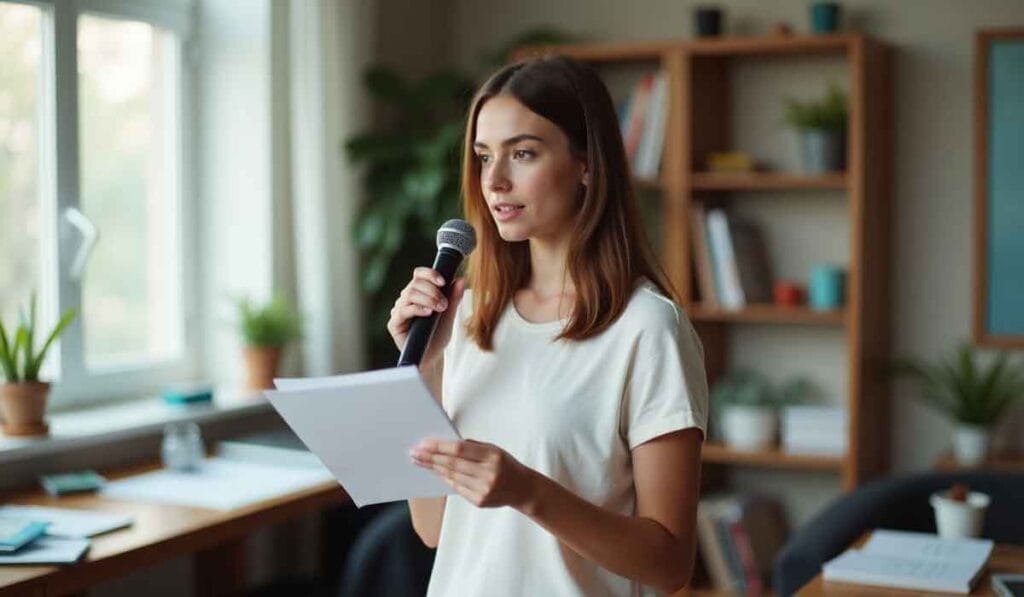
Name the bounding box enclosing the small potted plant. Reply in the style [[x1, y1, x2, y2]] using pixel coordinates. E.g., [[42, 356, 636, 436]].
[[235, 295, 302, 391], [712, 369, 778, 451], [0, 294, 78, 436], [894, 342, 1024, 466], [783, 83, 847, 174]]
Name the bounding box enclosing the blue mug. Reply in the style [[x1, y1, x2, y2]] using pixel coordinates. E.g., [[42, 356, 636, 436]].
[[811, 2, 840, 34], [809, 265, 845, 310]]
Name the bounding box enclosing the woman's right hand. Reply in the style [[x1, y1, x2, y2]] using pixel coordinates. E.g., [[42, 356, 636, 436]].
[[387, 267, 466, 369]]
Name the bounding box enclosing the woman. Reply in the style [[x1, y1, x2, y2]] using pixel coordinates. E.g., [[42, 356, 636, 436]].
[[387, 55, 708, 596]]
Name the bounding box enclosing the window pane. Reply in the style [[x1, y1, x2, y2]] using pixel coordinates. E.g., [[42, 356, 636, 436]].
[[78, 15, 182, 369], [0, 3, 43, 323]]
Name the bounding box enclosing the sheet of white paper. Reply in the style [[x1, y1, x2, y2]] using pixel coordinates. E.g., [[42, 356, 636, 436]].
[[100, 458, 336, 511], [0, 536, 90, 564], [267, 366, 461, 507], [0, 505, 132, 538]]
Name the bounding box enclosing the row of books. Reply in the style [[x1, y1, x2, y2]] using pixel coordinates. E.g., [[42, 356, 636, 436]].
[[696, 494, 788, 595], [782, 405, 848, 456], [691, 205, 773, 309], [617, 71, 669, 180]]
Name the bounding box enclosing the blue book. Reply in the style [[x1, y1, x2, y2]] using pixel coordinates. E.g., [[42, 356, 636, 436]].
[[0, 517, 48, 553]]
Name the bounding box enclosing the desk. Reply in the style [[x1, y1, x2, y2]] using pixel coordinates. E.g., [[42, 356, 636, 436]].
[[0, 462, 349, 597], [797, 533, 1024, 596]]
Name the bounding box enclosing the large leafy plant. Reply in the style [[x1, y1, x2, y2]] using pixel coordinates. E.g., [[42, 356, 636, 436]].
[[346, 28, 578, 367], [893, 342, 1024, 426], [0, 294, 78, 384]]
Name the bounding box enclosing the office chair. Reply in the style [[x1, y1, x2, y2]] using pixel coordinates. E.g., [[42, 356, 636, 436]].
[[337, 502, 436, 597], [773, 471, 1024, 596]]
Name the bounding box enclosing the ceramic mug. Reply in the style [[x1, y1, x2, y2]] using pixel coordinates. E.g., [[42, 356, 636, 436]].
[[809, 265, 845, 310]]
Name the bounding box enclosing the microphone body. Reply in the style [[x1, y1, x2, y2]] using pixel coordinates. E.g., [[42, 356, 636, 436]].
[[397, 246, 465, 367]]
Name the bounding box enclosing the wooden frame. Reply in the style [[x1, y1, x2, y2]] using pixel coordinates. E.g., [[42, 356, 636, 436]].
[[973, 29, 1024, 348]]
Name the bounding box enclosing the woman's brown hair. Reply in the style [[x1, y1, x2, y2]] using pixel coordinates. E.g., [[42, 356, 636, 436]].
[[461, 55, 679, 350]]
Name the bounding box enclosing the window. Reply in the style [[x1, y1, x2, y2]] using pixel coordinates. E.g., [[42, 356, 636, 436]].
[[0, 0, 196, 404]]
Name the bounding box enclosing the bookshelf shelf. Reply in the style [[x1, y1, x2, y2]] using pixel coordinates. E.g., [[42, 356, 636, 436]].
[[689, 304, 846, 325], [690, 172, 848, 191], [702, 442, 845, 471], [517, 33, 891, 494]]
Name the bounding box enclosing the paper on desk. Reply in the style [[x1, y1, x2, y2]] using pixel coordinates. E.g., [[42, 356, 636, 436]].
[[0, 536, 89, 565], [100, 458, 335, 510], [0, 505, 132, 538], [268, 366, 461, 507]]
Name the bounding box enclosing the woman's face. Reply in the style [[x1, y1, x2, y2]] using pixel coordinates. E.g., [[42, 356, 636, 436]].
[[473, 95, 587, 244]]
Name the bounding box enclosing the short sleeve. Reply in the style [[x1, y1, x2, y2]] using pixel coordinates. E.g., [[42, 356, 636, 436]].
[[622, 307, 709, 450]]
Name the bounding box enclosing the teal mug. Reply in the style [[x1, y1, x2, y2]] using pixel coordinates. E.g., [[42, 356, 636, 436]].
[[809, 265, 845, 310], [810, 2, 840, 34]]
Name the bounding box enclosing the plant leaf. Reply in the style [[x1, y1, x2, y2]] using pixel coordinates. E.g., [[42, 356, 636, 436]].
[[27, 307, 77, 381], [363, 65, 410, 105], [0, 320, 17, 382]]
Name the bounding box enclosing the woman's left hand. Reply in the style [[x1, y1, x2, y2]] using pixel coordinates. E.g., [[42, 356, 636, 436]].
[[410, 439, 538, 509]]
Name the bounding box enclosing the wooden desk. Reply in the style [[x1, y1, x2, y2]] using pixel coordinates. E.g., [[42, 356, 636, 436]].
[[0, 463, 349, 597], [797, 533, 1024, 596]]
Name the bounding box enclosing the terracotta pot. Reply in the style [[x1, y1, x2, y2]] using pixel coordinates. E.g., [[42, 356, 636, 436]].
[[0, 381, 51, 437], [244, 346, 283, 391]]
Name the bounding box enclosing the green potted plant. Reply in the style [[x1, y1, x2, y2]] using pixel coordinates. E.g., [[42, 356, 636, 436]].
[[0, 294, 77, 436], [235, 295, 302, 391], [712, 369, 778, 451], [783, 82, 847, 174], [893, 342, 1024, 466]]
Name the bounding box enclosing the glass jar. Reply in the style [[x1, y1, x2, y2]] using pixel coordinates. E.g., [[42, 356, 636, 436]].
[[161, 421, 205, 471]]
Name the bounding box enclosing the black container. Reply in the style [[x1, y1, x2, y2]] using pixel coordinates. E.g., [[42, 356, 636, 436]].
[[694, 7, 723, 37]]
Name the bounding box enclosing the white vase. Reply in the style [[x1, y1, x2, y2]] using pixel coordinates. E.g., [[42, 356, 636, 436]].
[[953, 424, 991, 466], [721, 405, 777, 451], [930, 490, 990, 538]]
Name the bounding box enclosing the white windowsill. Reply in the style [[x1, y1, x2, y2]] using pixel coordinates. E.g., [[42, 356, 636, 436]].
[[0, 389, 273, 465]]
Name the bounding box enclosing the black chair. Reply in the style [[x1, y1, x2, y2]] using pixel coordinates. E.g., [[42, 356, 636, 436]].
[[337, 502, 436, 597], [773, 471, 1024, 596]]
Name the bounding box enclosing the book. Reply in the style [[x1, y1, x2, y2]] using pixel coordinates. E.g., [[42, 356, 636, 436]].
[[622, 74, 654, 162], [0, 536, 90, 564], [0, 505, 132, 539], [823, 529, 994, 594], [39, 470, 107, 496], [690, 204, 719, 307], [697, 495, 788, 592], [633, 71, 668, 179], [0, 517, 47, 553], [728, 217, 773, 304], [706, 209, 743, 309]]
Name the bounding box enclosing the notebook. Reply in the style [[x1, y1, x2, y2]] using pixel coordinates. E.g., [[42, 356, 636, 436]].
[[0, 517, 47, 553], [0, 505, 133, 538], [823, 529, 994, 594]]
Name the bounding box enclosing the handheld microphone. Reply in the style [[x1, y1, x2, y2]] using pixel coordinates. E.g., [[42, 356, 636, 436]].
[[397, 219, 477, 367]]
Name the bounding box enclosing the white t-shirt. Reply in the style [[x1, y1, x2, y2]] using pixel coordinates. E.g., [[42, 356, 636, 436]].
[[425, 281, 709, 597]]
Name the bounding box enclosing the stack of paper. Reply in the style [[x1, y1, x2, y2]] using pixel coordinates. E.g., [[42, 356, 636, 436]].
[[782, 406, 847, 455], [823, 529, 994, 594], [0, 508, 104, 564], [266, 367, 462, 507], [0, 505, 132, 538]]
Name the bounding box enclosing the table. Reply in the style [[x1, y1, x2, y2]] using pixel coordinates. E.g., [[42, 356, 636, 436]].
[[0, 462, 349, 597], [797, 533, 1024, 596]]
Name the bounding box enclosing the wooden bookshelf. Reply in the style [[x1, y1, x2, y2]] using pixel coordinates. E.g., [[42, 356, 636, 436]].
[[516, 33, 893, 493], [690, 171, 848, 191]]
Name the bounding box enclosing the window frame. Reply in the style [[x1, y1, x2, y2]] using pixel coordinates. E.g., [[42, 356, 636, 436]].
[[3, 0, 199, 407]]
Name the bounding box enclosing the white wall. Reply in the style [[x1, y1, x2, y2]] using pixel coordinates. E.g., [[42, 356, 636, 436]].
[[437, 0, 1024, 523]]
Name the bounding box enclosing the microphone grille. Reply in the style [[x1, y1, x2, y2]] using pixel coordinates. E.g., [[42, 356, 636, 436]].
[[437, 219, 477, 256]]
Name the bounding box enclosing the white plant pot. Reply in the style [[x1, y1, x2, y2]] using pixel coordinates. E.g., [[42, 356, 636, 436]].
[[721, 405, 777, 451], [930, 490, 990, 539], [953, 424, 991, 466]]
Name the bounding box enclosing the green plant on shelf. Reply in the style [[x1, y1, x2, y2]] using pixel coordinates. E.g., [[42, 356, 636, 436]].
[[783, 82, 847, 131]]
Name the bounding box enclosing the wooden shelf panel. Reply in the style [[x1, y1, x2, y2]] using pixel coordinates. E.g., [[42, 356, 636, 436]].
[[687, 33, 858, 56], [690, 172, 847, 191], [689, 304, 847, 325], [632, 177, 662, 191], [702, 442, 845, 470]]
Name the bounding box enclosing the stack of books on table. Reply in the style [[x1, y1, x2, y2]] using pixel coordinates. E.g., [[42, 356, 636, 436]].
[[823, 529, 993, 594], [0, 505, 133, 564], [782, 406, 847, 456]]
